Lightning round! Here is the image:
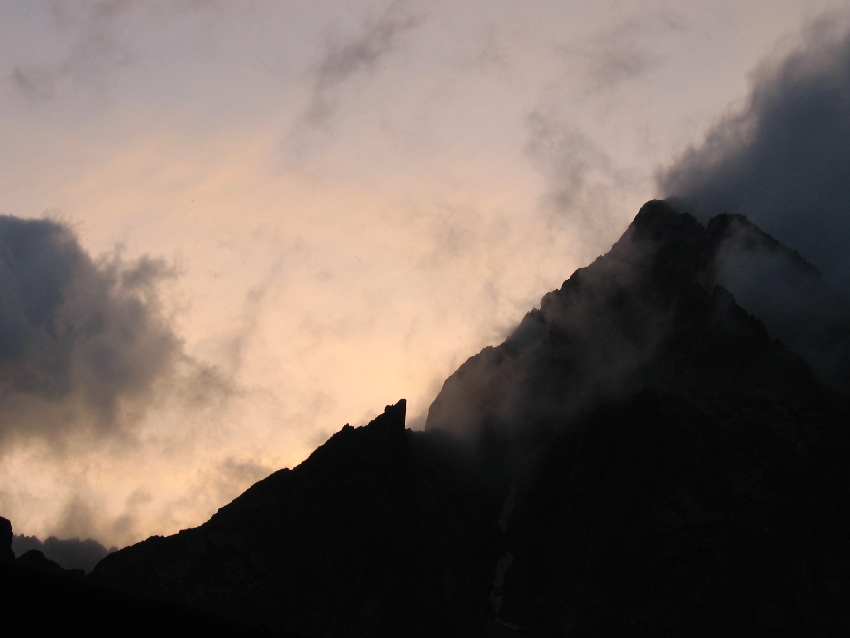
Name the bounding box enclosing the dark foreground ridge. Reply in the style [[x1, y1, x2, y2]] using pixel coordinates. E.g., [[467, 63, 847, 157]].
[[8, 201, 850, 636], [90, 400, 501, 636], [0, 516, 281, 637]]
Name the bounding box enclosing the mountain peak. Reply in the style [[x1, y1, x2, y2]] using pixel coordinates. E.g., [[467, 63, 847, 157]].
[[631, 198, 697, 234]]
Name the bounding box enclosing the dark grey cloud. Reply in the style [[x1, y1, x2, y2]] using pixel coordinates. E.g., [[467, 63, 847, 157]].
[[658, 18, 850, 287], [658, 17, 850, 390], [0, 214, 222, 451], [707, 214, 850, 390]]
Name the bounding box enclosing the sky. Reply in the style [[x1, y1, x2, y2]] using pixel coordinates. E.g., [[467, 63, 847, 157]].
[[1, 0, 848, 550]]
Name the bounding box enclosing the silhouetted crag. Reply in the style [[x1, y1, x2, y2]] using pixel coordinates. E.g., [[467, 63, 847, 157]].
[[15, 549, 84, 579], [1, 515, 277, 636], [0, 558, 282, 636], [11, 533, 113, 574], [91, 401, 502, 636], [90, 200, 850, 636], [0, 517, 13, 564]]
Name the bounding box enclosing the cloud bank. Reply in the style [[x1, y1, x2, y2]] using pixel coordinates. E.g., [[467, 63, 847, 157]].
[[0, 214, 213, 451], [658, 17, 850, 288]]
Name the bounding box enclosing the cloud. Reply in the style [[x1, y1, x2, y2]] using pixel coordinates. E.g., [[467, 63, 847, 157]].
[[707, 214, 850, 390], [215, 456, 273, 500], [285, 1, 424, 154], [657, 15, 850, 390], [571, 13, 683, 93], [11, 66, 57, 101], [0, 214, 224, 451], [525, 109, 633, 261], [9, 0, 136, 102], [658, 15, 850, 288], [217, 259, 284, 374], [8, 0, 228, 102]]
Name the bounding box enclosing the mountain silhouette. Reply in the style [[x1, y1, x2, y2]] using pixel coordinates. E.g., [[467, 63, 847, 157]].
[[7, 200, 850, 636], [90, 400, 502, 636]]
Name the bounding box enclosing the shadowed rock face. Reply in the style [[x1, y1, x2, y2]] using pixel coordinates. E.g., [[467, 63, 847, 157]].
[[500, 385, 850, 636], [90, 201, 850, 636]]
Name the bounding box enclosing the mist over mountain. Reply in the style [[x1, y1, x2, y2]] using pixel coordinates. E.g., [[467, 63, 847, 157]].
[[425, 201, 848, 464], [658, 20, 850, 393], [72, 200, 850, 636], [11, 533, 112, 574]]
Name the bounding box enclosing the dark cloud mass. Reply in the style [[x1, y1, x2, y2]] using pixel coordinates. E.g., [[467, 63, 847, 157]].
[[658, 18, 850, 390], [658, 19, 850, 287], [0, 214, 189, 449]]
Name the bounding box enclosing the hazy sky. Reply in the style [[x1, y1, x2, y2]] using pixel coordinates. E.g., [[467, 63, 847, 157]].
[[1, 0, 847, 549]]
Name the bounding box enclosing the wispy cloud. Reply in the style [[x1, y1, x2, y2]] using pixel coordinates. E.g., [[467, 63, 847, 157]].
[[284, 2, 425, 157], [9, 0, 136, 101], [525, 108, 634, 261], [564, 11, 685, 94]]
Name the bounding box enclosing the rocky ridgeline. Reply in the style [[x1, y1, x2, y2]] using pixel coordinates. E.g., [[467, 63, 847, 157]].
[[1, 516, 84, 578], [90, 400, 502, 636]]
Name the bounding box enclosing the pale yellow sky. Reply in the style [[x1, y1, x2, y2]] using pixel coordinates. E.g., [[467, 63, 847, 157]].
[[1, 0, 847, 548]]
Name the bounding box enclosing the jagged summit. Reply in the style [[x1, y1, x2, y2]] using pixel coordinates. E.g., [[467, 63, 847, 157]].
[[425, 199, 825, 453], [76, 201, 850, 636]]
